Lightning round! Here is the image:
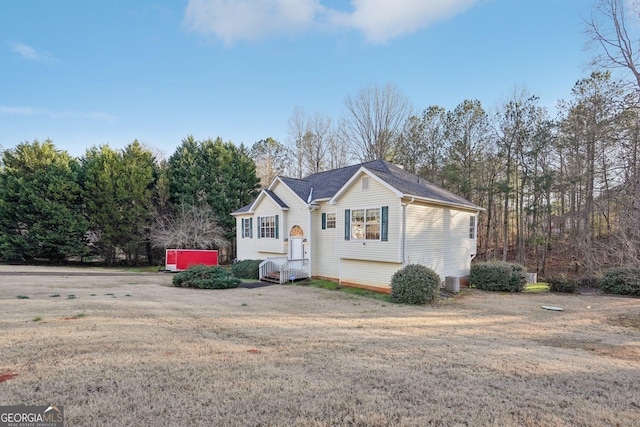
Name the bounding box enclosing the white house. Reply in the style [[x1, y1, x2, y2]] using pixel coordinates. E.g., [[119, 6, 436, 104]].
[[231, 160, 483, 293]]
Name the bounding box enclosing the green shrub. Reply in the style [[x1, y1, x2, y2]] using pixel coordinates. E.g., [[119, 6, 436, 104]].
[[600, 267, 640, 296], [231, 259, 262, 280], [391, 264, 441, 305], [470, 261, 527, 292], [173, 265, 241, 289], [577, 276, 601, 288], [546, 276, 579, 293]]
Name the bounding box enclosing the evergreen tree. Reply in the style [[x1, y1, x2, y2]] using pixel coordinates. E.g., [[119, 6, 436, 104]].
[[0, 140, 88, 261], [167, 136, 260, 240], [81, 141, 156, 265]]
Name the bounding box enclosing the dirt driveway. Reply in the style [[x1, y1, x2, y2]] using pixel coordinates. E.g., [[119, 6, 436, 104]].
[[0, 266, 639, 426]]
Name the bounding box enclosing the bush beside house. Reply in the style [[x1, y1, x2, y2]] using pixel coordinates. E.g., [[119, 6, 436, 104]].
[[231, 259, 262, 280], [470, 261, 527, 292], [173, 265, 241, 289], [390, 264, 441, 305]]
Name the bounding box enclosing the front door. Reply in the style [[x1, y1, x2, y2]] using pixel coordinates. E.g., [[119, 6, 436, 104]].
[[289, 237, 304, 260]]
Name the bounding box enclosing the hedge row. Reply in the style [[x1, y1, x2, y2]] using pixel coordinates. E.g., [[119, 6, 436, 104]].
[[172, 265, 241, 289], [600, 267, 640, 296], [470, 261, 527, 292], [231, 259, 262, 280], [545, 276, 579, 293], [544, 268, 640, 296]]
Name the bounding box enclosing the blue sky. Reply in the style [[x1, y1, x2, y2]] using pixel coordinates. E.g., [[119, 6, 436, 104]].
[[1, 0, 593, 159]]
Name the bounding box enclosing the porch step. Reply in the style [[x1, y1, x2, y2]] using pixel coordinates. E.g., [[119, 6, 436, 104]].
[[262, 272, 281, 284]]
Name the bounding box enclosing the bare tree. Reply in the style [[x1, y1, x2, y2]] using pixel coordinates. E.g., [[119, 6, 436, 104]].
[[287, 106, 307, 178], [587, 0, 640, 89], [149, 204, 229, 251], [287, 108, 350, 175], [342, 83, 413, 162], [303, 112, 332, 174], [328, 121, 352, 170], [587, 0, 640, 257], [250, 137, 290, 188]]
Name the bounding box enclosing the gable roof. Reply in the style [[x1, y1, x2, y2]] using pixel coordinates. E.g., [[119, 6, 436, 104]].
[[230, 188, 289, 215], [360, 161, 480, 209], [233, 160, 482, 215]]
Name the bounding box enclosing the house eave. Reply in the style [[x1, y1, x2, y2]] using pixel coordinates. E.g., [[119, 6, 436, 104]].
[[402, 194, 485, 212]]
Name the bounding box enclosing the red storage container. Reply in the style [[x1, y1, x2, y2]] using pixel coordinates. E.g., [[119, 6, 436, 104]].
[[165, 249, 218, 271]]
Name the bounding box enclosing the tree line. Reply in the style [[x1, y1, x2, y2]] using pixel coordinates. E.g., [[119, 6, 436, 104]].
[[0, 137, 259, 265]]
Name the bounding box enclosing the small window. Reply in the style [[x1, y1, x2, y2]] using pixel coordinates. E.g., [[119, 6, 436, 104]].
[[361, 177, 369, 190], [242, 218, 252, 238], [326, 213, 336, 229], [469, 216, 476, 239]]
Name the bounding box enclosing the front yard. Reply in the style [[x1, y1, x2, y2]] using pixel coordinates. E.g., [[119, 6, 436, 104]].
[[0, 266, 638, 426]]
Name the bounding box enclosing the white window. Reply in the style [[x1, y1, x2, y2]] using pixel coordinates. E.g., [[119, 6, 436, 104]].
[[469, 215, 476, 239], [352, 208, 380, 240], [242, 218, 252, 238], [260, 216, 276, 239], [326, 213, 336, 229]]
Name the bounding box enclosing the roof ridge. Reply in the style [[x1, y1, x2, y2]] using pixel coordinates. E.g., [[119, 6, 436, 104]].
[[279, 176, 311, 182]]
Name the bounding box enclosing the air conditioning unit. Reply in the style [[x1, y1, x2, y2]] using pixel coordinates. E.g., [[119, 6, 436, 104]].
[[445, 276, 460, 293]]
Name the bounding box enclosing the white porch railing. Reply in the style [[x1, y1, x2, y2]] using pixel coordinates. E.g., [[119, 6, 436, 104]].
[[259, 257, 309, 284]]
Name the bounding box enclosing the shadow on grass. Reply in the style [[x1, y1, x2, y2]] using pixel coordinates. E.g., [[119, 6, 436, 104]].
[[289, 279, 393, 302]]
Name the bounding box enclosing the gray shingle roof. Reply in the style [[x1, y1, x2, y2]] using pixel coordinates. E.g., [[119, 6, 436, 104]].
[[230, 189, 288, 215], [264, 189, 288, 209], [363, 161, 479, 209], [231, 203, 252, 214], [278, 177, 313, 202], [302, 163, 364, 200], [234, 160, 481, 214]]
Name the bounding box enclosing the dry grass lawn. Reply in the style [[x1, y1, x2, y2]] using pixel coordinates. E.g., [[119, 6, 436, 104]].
[[1, 265, 639, 426]]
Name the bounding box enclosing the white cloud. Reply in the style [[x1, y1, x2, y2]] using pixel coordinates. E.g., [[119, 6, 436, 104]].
[[336, 0, 479, 43], [184, 0, 480, 44], [8, 42, 57, 64], [0, 105, 116, 121], [184, 0, 324, 45], [0, 106, 36, 115]]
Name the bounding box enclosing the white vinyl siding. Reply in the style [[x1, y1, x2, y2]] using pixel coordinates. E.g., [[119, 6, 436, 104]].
[[312, 204, 339, 279], [336, 173, 401, 264], [251, 194, 285, 255], [270, 181, 309, 240], [235, 215, 261, 260], [404, 202, 477, 279], [340, 259, 399, 290]]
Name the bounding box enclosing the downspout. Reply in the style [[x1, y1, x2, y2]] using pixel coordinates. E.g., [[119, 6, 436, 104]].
[[307, 204, 319, 279], [400, 197, 415, 266], [307, 188, 315, 279]]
